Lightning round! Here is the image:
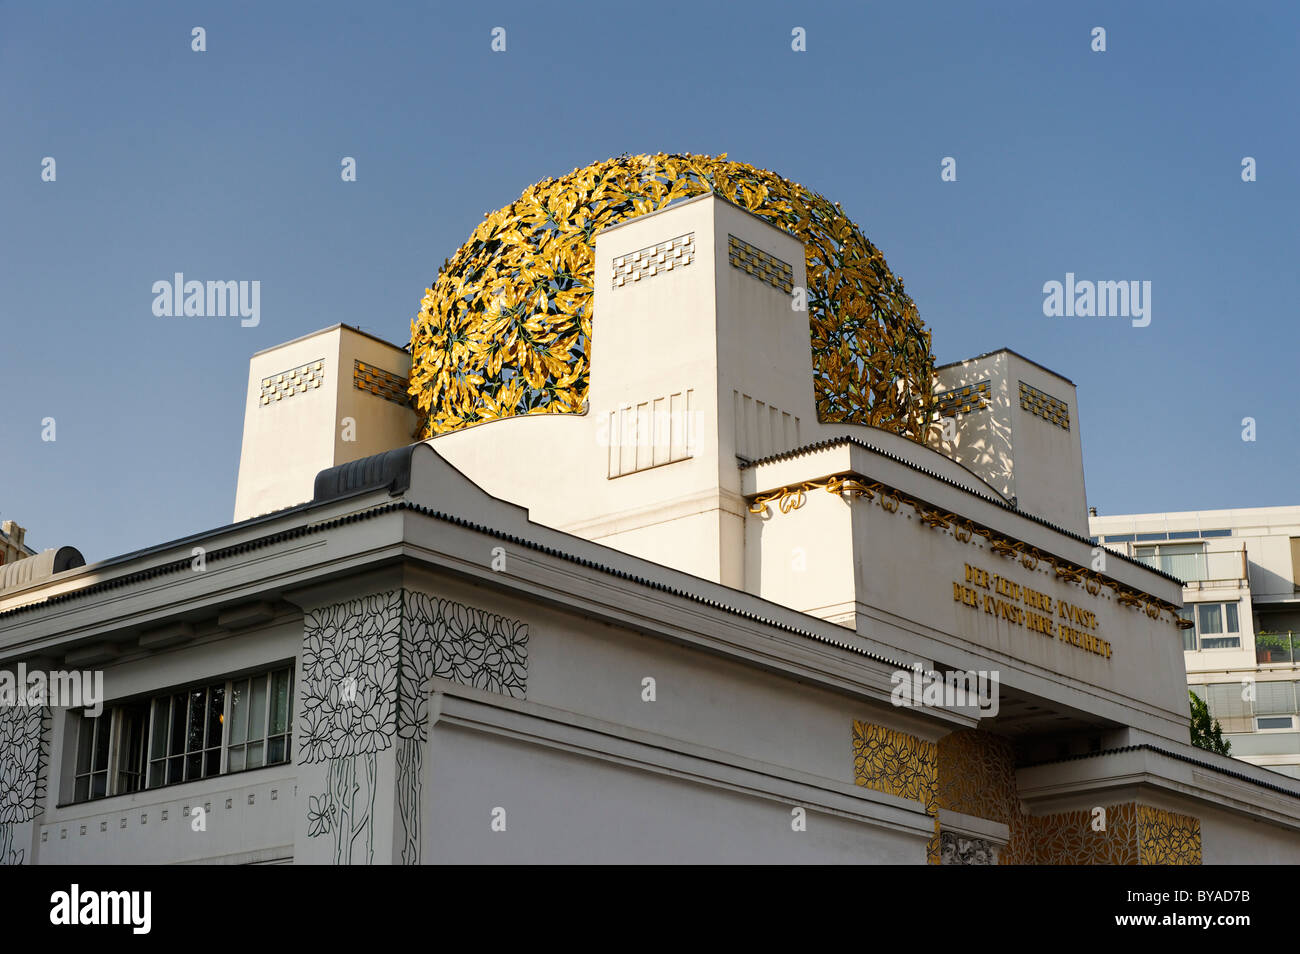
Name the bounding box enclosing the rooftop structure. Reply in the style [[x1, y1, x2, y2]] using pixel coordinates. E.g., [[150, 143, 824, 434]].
[[3, 161, 1298, 865]]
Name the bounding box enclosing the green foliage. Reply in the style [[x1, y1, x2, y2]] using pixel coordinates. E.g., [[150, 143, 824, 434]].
[[1255, 631, 1291, 651], [1189, 689, 1231, 756]]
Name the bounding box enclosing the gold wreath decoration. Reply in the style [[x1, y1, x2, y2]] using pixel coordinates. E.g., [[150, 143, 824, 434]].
[[410, 153, 935, 439]]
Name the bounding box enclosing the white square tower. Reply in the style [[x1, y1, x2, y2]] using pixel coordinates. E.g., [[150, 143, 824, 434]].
[[929, 349, 1088, 535], [233, 325, 417, 521]]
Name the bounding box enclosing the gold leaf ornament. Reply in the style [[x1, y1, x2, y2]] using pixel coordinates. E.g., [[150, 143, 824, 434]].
[[410, 154, 935, 438]]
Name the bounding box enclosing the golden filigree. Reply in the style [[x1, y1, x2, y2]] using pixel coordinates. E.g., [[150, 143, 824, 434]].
[[852, 720, 939, 859], [749, 481, 813, 515], [1013, 803, 1142, 865], [410, 153, 935, 438], [1137, 806, 1202, 865], [856, 726, 1203, 865], [746, 469, 1185, 632], [826, 476, 875, 500], [990, 538, 1020, 558], [778, 486, 807, 513]]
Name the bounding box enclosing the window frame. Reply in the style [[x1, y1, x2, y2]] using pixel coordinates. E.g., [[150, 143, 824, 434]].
[[66, 663, 295, 806], [73, 711, 112, 802], [1184, 600, 1243, 651], [1255, 715, 1297, 732]]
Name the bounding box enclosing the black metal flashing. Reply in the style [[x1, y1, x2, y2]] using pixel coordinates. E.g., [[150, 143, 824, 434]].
[[52, 546, 85, 573], [313, 445, 419, 502], [0, 499, 906, 673]]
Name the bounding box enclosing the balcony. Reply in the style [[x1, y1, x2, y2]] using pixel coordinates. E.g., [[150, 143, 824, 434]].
[[1256, 632, 1299, 666], [1135, 549, 1246, 584]]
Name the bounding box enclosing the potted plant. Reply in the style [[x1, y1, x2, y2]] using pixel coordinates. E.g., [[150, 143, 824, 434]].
[[1255, 631, 1290, 664]]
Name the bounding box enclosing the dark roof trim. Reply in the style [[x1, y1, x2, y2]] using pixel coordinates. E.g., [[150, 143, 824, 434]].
[[20, 470, 403, 583], [0, 499, 910, 674], [0, 509, 393, 621], [739, 435, 1183, 587], [1024, 743, 1300, 800]]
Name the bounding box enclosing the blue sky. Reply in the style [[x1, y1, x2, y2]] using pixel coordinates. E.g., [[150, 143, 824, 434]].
[[3, 1, 1297, 562]]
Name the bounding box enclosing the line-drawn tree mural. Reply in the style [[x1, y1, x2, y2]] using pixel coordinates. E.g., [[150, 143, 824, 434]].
[[301, 592, 401, 865], [0, 705, 50, 865]]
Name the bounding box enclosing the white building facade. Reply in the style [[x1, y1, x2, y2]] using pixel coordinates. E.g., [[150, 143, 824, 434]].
[[3, 193, 1300, 864], [1091, 506, 1300, 780]]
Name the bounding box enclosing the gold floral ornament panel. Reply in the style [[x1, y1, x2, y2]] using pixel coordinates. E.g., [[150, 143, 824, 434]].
[[1137, 805, 1201, 865], [1013, 803, 1141, 865], [852, 720, 940, 859], [852, 721, 938, 808], [936, 729, 1019, 825], [410, 153, 936, 439]]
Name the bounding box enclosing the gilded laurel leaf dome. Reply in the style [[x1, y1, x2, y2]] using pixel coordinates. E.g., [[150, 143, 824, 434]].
[[409, 153, 935, 440]]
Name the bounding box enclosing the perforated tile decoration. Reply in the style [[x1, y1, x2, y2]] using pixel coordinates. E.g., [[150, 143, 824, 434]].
[[611, 233, 694, 288], [727, 234, 793, 292], [260, 359, 325, 406], [354, 360, 412, 407], [934, 380, 991, 418], [1019, 381, 1069, 430]]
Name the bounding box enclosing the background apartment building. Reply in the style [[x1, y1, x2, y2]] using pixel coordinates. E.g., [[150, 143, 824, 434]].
[[1091, 506, 1300, 778], [0, 521, 36, 568]]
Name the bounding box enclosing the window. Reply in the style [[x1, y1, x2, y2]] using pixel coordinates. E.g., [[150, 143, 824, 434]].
[[227, 670, 293, 772], [1255, 681, 1297, 716], [1179, 607, 1196, 652], [74, 713, 111, 801], [1195, 601, 1241, 650], [1206, 683, 1251, 720], [115, 702, 149, 795], [1183, 601, 1242, 650], [69, 665, 293, 804], [1256, 716, 1295, 731], [147, 684, 225, 787], [1106, 529, 1230, 543], [1199, 680, 1300, 735], [1135, 543, 1205, 582]]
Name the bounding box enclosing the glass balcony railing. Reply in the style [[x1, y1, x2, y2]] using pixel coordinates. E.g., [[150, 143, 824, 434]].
[[1256, 632, 1298, 666], [1135, 550, 1245, 583]]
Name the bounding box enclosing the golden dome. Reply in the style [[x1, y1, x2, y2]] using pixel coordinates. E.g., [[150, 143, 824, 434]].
[[410, 153, 935, 440]]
